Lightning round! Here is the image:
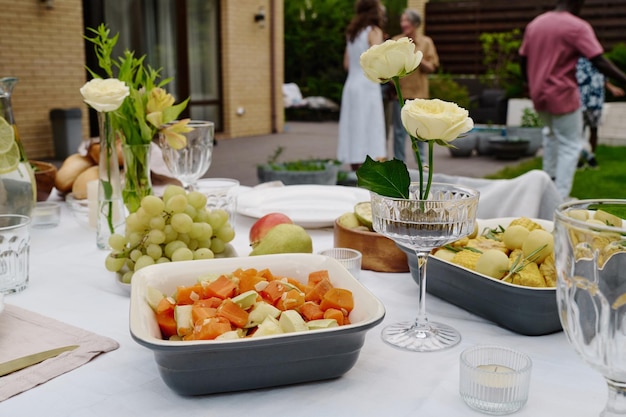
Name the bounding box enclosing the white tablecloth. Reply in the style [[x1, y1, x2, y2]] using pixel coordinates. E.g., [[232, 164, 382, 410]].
[[0, 204, 606, 417]]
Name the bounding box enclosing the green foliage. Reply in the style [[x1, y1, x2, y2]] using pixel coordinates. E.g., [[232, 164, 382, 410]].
[[264, 146, 339, 171], [428, 72, 471, 109], [520, 108, 542, 128], [284, 0, 406, 105], [479, 29, 524, 98], [605, 43, 626, 103], [485, 146, 626, 199], [356, 156, 411, 199]]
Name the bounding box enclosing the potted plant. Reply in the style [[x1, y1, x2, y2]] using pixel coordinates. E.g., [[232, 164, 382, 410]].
[[507, 107, 543, 156], [257, 146, 340, 185]]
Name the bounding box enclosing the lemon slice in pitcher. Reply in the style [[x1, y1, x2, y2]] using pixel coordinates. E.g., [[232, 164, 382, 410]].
[[0, 116, 15, 154], [0, 117, 19, 174], [354, 201, 373, 230]]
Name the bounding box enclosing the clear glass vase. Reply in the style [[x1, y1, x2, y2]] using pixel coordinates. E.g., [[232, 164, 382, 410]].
[[96, 112, 125, 249], [0, 77, 36, 217], [122, 143, 152, 213]]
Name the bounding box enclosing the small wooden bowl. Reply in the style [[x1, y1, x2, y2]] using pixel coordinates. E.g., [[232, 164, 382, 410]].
[[31, 160, 57, 202], [333, 219, 409, 273]]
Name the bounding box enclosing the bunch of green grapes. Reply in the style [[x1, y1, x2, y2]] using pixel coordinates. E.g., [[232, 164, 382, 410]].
[[105, 185, 236, 283]]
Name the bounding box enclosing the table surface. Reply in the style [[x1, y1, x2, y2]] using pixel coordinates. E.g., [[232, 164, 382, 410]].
[[0, 203, 607, 417]]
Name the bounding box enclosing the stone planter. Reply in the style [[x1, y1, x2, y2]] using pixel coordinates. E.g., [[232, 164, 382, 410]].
[[488, 136, 530, 160], [257, 161, 339, 185], [507, 126, 543, 156], [473, 124, 505, 155], [449, 133, 477, 157]]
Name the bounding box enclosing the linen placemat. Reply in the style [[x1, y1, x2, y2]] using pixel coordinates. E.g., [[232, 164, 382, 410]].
[[0, 304, 119, 401]]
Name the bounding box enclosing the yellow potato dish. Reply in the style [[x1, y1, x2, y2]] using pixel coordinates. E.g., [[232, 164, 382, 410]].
[[433, 217, 555, 288]]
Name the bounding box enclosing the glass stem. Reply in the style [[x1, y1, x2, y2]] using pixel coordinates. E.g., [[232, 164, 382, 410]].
[[413, 251, 430, 326], [602, 379, 626, 417]]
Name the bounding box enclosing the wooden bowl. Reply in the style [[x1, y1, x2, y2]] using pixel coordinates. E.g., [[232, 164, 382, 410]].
[[31, 160, 57, 201], [333, 219, 409, 273]]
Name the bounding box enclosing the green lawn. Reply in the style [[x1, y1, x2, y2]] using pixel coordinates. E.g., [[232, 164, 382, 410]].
[[485, 145, 626, 199]]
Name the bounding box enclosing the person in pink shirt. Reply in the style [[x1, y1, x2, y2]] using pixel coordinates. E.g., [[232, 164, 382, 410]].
[[519, 0, 626, 199]]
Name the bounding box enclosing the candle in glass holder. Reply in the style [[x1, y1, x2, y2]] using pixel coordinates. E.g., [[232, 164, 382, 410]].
[[460, 345, 532, 415]]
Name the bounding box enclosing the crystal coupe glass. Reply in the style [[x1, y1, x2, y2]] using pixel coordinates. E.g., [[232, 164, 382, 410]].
[[555, 199, 626, 417], [370, 182, 479, 352], [160, 120, 214, 190]]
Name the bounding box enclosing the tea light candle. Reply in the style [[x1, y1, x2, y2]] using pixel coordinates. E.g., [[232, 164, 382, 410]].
[[460, 345, 532, 415], [87, 180, 99, 228]]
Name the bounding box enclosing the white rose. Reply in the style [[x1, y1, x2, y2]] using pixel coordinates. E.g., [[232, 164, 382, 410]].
[[401, 98, 474, 142], [360, 37, 423, 83], [80, 78, 130, 113]]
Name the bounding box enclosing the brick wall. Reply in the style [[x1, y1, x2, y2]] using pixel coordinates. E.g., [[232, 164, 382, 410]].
[[0, 0, 88, 159], [220, 0, 284, 139], [408, 0, 429, 35]]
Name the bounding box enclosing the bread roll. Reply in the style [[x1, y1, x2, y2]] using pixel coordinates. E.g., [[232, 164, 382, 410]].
[[71, 165, 99, 199], [88, 141, 125, 167], [55, 154, 95, 193]]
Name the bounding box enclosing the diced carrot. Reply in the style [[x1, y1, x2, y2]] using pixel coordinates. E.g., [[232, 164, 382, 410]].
[[156, 309, 178, 338], [276, 288, 305, 311], [192, 306, 217, 324], [204, 275, 237, 299], [192, 317, 232, 340], [299, 301, 325, 321], [176, 284, 204, 305], [260, 280, 289, 305], [233, 268, 258, 279], [193, 297, 223, 309], [324, 308, 344, 326], [343, 315, 351, 325], [258, 268, 276, 281], [238, 273, 266, 294], [287, 277, 307, 292], [308, 270, 330, 287], [217, 299, 249, 328], [305, 278, 333, 302], [156, 297, 175, 315], [320, 288, 354, 313]]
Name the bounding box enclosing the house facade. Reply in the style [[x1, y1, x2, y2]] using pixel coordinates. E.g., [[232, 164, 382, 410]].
[[0, 0, 284, 159]]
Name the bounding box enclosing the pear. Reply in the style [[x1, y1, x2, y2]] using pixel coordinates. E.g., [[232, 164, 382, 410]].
[[249, 223, 313, 256]]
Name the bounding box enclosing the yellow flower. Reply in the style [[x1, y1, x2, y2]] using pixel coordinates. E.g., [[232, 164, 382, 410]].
[[146, 87, 175, 114], [359, 37, 423, 84], [146, 111, 163, 129], [401, 98, 474, 142], [161, 119, 193, 149]]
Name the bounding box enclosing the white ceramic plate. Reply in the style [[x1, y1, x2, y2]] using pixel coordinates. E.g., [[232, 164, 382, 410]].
[[237, 185, 370, 228]]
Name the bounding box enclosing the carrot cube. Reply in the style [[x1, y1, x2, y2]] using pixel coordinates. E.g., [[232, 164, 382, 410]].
[[204, 275, 237, 299], [320, 288, 354, 313], [276, 289, 305, 311], [217, 299, 249, 328], [299, 301, 325, 321], [323, 308, 345, 326], [305, 278, 333, 302]]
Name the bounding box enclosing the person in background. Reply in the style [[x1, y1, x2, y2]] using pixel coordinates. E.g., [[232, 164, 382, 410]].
[[391, 9, 439, 162], [337, 0, 386, 171], [576, 56, 625, 168], [519, 0, 626, 199]]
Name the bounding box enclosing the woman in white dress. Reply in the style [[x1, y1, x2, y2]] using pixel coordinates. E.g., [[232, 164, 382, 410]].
[[337, 0, 386, 171]]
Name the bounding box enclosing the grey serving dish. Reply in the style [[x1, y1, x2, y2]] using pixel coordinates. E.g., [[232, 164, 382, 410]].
[[401, 218, 561, 336], [130, 254, 385, 395]]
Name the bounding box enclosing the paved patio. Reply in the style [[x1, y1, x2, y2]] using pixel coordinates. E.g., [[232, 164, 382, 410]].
[[206, 121, 535, 186]]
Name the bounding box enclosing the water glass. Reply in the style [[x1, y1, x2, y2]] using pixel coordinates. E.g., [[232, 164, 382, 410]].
[[195, 178, 239, 223], [460, 345, 532, 415], [0, 215, 31, 294], [318, 248, 362, 279], [32, 202, 61, 228]]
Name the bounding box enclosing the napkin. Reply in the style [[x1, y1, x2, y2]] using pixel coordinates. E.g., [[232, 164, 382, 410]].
[[0, 304, 119, 401]]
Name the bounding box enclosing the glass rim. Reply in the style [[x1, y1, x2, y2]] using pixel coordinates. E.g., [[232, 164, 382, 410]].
[[555, 198, 626, 234], [0, 214, 31, 230], [460, 344, 533, 374], [196, 178, 240, 185], [369, 182, 480, 202]]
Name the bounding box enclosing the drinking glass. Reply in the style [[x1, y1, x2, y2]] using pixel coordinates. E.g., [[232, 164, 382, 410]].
[[0, 214, 31, 294], [370, 183, 479, 352], [555, 199, 626, 417], [159, 121, 214, 190]]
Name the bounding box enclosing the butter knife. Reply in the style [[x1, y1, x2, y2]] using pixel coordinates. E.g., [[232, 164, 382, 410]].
[[0, 345, 79, 377]]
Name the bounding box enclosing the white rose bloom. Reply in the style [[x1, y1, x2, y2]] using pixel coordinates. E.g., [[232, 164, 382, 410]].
[[80, 78, 130, 113], [360, 37, 423, 84], [401, 98, 474, 142]]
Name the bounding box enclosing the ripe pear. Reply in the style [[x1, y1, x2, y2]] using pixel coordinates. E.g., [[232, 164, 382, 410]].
[[249, 223, 313, 256]]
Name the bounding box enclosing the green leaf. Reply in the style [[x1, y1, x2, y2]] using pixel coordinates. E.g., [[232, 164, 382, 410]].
[[162, 98, 190, 124], [356, 156, 410, 199], [101, 180, 113, 200]]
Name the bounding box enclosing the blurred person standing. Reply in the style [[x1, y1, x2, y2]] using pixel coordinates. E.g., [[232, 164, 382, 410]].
[[338, 0, 386, 171], [519, 0, 626, 199], [391, 9, 439, 162], [576, 57, 625, 168]]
